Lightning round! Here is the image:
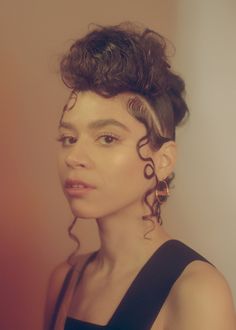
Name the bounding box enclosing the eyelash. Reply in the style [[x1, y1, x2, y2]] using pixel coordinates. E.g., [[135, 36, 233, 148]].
[[56, 133, 120, 147]]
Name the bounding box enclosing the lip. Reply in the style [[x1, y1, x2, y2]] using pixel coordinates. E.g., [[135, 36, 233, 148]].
[[64, 178, 96, 197], [65, 186, 94, 197], [64, 178, 96, 189]]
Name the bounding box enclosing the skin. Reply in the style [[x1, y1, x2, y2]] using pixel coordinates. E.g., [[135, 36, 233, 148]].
[[55, 90, 236, 329], [57, 90, 176, 269]]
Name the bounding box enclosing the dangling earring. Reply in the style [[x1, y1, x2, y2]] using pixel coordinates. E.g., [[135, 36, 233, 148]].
[[155, 179, 170, 204]]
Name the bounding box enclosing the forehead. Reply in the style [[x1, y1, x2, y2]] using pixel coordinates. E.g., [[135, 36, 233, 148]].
[[59, 91, 147, 133]]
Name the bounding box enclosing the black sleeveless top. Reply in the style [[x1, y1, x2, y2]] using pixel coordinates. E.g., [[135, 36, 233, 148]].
[[57, 240, 213, 330]]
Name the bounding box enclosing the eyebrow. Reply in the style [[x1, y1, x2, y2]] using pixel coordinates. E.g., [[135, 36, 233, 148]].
[[58, 119, 131, 132]]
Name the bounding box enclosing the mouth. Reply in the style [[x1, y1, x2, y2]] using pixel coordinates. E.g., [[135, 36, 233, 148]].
[[64, 178, 96, 197], [65, 185, 95, 197], [64, 178, 96, 189]]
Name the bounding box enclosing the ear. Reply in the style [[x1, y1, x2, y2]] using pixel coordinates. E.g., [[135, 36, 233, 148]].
[[153, 141, 177, 181]]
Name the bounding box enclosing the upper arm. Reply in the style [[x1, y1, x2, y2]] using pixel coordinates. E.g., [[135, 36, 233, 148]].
[[168, 263, 236, 330], [43, 261, 72, 330]]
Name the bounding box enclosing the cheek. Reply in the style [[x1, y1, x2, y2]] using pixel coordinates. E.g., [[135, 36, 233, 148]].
[[102, 150, 146, 186]]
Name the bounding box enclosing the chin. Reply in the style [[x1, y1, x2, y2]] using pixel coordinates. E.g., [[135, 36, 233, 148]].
[[69, 205, 98, 219]]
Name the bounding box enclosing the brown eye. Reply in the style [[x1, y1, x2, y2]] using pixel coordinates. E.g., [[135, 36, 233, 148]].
[[56, 136, 77, 146], [97, 134, 119, 146]]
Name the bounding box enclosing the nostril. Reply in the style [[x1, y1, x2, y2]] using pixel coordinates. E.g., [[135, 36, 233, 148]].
[[65, 155, 87, 168]]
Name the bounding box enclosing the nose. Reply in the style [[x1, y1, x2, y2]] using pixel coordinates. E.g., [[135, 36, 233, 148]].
[[64, 142, 91, 169]]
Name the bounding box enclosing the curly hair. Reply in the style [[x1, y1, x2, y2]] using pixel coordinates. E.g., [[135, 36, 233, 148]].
[[59, 22, 189, 264]]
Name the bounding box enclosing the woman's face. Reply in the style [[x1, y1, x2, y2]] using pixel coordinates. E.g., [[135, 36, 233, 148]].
[[57, 91, 157, 219]]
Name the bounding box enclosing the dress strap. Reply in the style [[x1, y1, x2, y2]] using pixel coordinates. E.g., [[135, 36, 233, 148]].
[[110, 240, 214, 330], [52, 251, 98, 330]]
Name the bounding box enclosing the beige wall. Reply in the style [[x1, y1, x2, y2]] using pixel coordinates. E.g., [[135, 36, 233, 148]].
[[164, 0, 236, 302], [0, 1, 235, 329]]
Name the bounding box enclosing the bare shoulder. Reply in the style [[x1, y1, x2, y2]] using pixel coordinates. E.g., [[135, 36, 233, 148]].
[[166, 260, 236, 330], [43, 253, 93, 330]]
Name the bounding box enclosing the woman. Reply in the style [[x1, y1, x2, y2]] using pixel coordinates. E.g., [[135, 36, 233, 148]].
[[44, 23, 236, 330]]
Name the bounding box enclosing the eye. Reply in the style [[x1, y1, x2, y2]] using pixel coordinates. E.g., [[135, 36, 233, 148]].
[[97, 134, 119, 145], [56, 135, 76, 146]]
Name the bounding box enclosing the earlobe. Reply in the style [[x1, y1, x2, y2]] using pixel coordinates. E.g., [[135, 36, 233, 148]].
[[154, 141, 177, 180]]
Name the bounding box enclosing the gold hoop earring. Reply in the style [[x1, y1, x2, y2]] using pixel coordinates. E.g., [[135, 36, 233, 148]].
[[155, 180, 170, 204]]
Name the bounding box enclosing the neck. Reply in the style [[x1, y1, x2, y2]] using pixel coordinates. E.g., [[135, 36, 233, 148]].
[[95, 207, 171, 273]]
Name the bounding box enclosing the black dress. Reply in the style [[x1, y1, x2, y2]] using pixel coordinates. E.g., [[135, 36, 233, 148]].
[[54, 239, 214, 330]]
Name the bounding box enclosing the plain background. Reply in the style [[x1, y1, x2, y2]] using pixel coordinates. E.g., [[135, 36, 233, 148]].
[[0, 1, 235, 329]]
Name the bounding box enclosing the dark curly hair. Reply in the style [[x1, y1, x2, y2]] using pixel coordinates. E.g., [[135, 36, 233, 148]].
[[59, 22, 189, 264]]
